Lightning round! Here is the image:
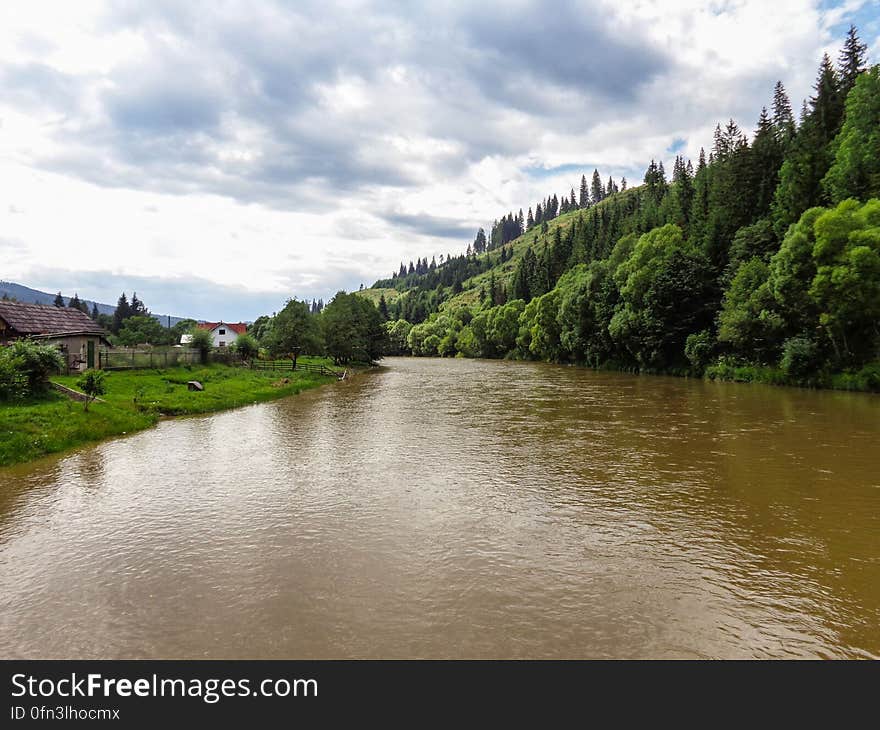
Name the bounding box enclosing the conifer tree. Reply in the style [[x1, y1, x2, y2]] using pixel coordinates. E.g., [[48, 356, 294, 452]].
[[579, 174, 589, 208], [772, 54, 846, 237], [751, 105, 784, 218], [53, 292, 64, 307], [772, 81, 795, 146], [838, 24, 867, 95], [591, 169, 604, 205], [112, 293, 131, 334], [823, 66, 880, 203]]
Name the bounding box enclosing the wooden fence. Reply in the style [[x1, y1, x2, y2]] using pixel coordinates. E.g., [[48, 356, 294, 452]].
[[250, 360, 344, 378]]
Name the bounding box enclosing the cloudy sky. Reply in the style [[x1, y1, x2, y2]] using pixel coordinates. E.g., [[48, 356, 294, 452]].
[[1, 0, 877, 320]]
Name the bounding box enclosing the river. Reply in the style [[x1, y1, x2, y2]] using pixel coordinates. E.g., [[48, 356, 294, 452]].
[[1, 357, 878, 658]]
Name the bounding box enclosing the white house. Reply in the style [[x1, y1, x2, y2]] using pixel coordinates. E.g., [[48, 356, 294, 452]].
[[196, 321, 247, 348]]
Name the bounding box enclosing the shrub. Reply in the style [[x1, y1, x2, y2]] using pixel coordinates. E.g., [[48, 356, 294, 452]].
[[189, 328, 214, 364], [685, 330, 716, 374], [780, 337, 822, 380], [2, 340, 65, 396], [76, 369, 106, 411], [0, 355, 22, 400], [231, 333, 259, 361]]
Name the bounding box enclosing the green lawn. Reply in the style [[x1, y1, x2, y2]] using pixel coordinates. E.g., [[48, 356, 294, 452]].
[[0, 363, 336, 467]]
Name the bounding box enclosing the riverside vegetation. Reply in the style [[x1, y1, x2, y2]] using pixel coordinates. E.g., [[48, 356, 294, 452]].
[[0, 350, 336, 467], [363, 29, 880, 392], [1, 284, 387, 467]]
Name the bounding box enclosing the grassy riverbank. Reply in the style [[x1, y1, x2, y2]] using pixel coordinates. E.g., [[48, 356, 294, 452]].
[[0, 360, 337, 467], [704, 360, 880, 392]]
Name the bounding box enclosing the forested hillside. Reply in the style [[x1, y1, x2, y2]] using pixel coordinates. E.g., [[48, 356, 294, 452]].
[[366, 27, 880, 390]]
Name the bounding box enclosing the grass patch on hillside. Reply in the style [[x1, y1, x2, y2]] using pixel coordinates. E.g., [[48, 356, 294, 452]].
[[355, 288, 405, 307], [0, 364, 337, 467]]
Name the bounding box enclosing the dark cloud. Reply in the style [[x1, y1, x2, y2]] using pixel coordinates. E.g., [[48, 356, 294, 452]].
[[454, 1, 669, 109], [9, 1, 678, 211], [380, 211, 478, 240]]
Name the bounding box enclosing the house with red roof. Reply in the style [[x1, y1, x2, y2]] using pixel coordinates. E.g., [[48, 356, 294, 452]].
[[195, 321, 247, 348]]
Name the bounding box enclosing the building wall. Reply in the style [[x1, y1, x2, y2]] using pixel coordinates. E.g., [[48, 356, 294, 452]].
[[39, 334, 103, 372], [210, 325, 240, 348]]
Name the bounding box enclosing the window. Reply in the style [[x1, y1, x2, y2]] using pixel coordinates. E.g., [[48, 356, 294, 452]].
[[219, 341, 226, 347], [219, 328, 226, 335]]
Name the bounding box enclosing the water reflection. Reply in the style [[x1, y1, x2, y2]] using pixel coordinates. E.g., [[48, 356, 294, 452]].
[[0, 358, 878, 658]]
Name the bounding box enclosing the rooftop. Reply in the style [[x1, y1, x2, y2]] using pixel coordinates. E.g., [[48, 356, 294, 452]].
[[0, 300, 106, 336]]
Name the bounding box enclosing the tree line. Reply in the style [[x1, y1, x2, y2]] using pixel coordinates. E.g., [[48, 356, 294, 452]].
[[372, 27, 880, 390]]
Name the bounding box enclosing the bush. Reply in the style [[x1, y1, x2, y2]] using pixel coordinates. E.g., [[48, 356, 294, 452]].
[[189, 328, 214, 364], [1, 340, 65, 396], [830, 363, 880, 392], [76, 369, 106, 411], [780, 337, 822, 380], [685, 330, 716, 374], [0, 356, 23, 400], [231, 333, 259, 361]]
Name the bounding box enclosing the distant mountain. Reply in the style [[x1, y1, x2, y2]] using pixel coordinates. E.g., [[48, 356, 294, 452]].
[[0, 281, 188, 327]]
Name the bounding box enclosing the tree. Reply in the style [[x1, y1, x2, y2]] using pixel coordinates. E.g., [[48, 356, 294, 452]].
[[579, 174, 589, 208], [384, 319, 413, 355], [717, 257, 784, 363], [609, 225, 716, 369], [321, 291, 386, 364], [170, 318, 198, 344], [264, 298, 323, 357], [53, 292, 64, 307], [772, 54, 845, 238], [772, 81, 795, 146], [116, 315, 167, 346], [231, 333, 259, 362], [751, 106, 784, 219], [189, 328, 214, 364], [68, 293, 81, 310], [112, 293, 131, 334], [807, 198, 880, 365], [76, 369, 106, 412], [822, 66, 880, 204], [473, 228, 488, 254], [838, 24, 867, 96], [378, 294, 389, 321], [591, 169, 604, 205]]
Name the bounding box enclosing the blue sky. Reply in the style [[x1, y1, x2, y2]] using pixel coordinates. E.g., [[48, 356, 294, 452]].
[[0, 0, 876, 320]]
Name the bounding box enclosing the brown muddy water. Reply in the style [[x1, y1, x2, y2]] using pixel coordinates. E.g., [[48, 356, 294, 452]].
[[1, 357, 878, 658]]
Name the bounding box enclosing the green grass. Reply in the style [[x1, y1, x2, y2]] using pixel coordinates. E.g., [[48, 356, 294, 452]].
[[354, 288, 405, 307], [0, 391, 155, 467], [0, 363, 337, 467], [705, 360, 880, 392]]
